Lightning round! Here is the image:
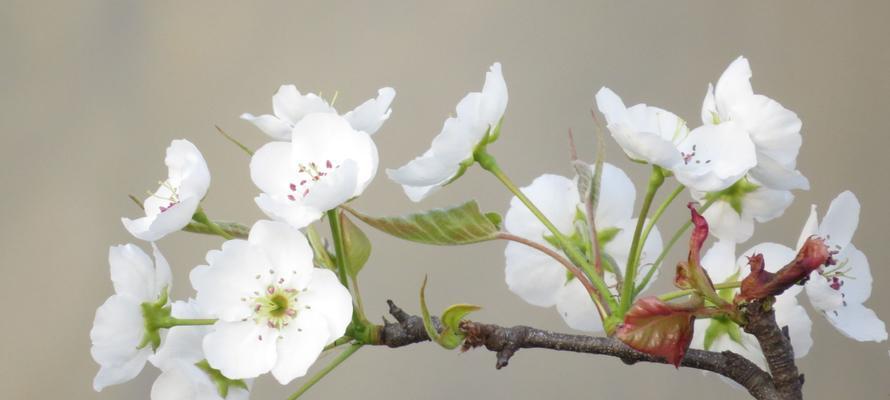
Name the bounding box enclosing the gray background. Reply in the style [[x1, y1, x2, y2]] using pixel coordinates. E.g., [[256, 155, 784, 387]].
[[2, 1, 888, 399]]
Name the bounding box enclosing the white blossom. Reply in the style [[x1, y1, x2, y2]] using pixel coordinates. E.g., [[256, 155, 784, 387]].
[[242, 86, 394, 140], [122, 140, 211, 242], [91, 243, 171, 391], [387, 62, 507, 201], [190, 220, 353, 384], [250, 113, 378, 228]]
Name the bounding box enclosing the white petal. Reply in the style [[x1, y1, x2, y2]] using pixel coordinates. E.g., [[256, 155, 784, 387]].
[[503, 174, 579, 241], [240, 113, 293, 140], [272, 85, 335, 125], [400, 183, 443, 203], [714, 56, 754, 118], [556, 278, 604, 333], [731, 94, 802, 166], [290, 113, 378, 195], [796, 205, 819, 250], [701, 240, 738, 283], [701, 83, 718, 124], [837, 245, 872, 304], [94, 347, 152, 392], [602, 218, 662, 288], [203, 321, 278, 379], [701, 200, 755, 243], [122, 196, 200, 242], [297, 268, 354, 343], [250, 141, 294, 197], [744, 187, 794, 223], [747, 153, 809, 191], [595, 87, 685, 167], [166, 139, 211, 200], [152, 243, 173, 298], [819, 191, 860, 250], [673, 122, 757, 192], [248, 220, 314, 289], [191, 240, 269, 321], [594, 163, 636, 228], [343, 87, 396, 135], [150, 300, 211, 371], [91, 294, 151, 391], [824, 303, 887, 342], [477, 62, 509, 129], [301, 159, 360, 214], [773, 295, 813, 358], [109, 244, 155, 300], [388, 116, 477, 188], [254, 193, 325, 230], [504, 242, 566, 307], [271, 310, 330, 384]]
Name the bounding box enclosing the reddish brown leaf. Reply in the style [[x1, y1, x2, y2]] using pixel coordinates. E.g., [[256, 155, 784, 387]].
[[616, 297, 696, 367], [674, 204, 721, 304], [738, 237, 832, 302]]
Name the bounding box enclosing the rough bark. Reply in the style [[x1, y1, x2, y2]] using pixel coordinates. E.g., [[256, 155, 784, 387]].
[[373, 300, 783, 400], [743, 300, 804, 400]]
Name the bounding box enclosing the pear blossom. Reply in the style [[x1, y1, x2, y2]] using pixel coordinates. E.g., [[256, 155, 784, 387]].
[[503, 163, 663, 332], [250, 113, 378, 228], [190, 220, 353, 384], [595, 87, 757, 192], [387, 62, 507, 201], [91, 243, 172, 391], [150, 300, 251, 400], [702, 56, 808, 191], [123, 139, 211, 242], [691, 240, 813, 369], [797, 191, 887, 342], [241, 85, 395, 140]]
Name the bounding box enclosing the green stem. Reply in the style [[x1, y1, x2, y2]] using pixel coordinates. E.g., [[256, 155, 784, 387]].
[[658, 281, 741, 302], [323, 336, 353, 352], [475, 150, 617, 314], [326, 209, 368, 327], [618, 167, 664, 315], [158, 317, 217, 329], [286, 344, 363, 400], [635, 198, 716, 296], [192, 208, 234, 240]]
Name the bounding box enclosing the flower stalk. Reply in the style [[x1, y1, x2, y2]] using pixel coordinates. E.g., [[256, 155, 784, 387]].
[[618, 166, 665, 315]]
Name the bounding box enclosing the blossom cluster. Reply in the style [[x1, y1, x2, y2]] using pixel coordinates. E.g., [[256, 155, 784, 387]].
[[91, 58, 885, 399]]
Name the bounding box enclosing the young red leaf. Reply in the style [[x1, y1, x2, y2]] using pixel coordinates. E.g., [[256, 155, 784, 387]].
[[738, 236, 832, 302], [674, 204, 722, 304], [616, 296, 696, 367]]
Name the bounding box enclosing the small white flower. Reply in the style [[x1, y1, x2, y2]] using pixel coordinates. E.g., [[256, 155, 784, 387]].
[[250, 113, 378, 228], [150, 300, 252, 400], [91, 243, 172, 391], [692, 240, 813, 370], [503, 163, 662, 333], [241, 85, 395, 140], [797, 191, 887, 342], [702, 56, 809, 191], [691, 182, 793, 243], [190, 220, 353, 384], [596, 87, 757, 193], [387, 62, 508, 201], [122, 140, 211, 242]]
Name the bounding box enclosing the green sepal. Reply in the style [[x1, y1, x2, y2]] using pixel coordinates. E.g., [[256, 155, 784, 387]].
[[338, 212, 372, 278], [703, 317, 743, 350], [419, 276, 440, 344], [344, 201, 501, 246], [139, 286, 171, 350], [195, 359, 249, 398], [704, 178, 759, 215]]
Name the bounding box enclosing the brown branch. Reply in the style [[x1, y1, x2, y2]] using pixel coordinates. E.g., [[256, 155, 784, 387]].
[[372, 301, 781, 400], [743, 300, 804, 400]]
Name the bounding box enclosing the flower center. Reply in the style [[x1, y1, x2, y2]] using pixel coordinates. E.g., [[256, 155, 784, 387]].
[[252, 285, 300, 330], [148, 180, 181, 213], [286, 160, 341, 201]]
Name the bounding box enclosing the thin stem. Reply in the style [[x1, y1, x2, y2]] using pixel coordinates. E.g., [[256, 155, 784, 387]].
[[286, 344, 363, 400], [618, 167, 664, 315], [658, 281, 741, 302], [214, 125, 254, 156], [191, 208, 234, 240], [497, 232, 606, 319], [323, 336, 353, 352], [476, 150, 617, 314], [635, 198, 716, 296], [159, 317, 217, 329], [637, 184, 684, 264], [326, 209, 350, 287]]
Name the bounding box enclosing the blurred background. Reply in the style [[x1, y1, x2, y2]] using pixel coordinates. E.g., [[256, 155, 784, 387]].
[[2, 1, 888, 399]]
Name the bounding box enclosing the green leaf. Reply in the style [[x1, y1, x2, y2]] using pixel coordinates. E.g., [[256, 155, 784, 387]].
[[344, 201, 501, 246], [338, 212, 371, 278], [419, 276, 440, 344]]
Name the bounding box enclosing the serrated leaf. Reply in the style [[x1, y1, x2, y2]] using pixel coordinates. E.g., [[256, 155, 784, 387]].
[[616, 296, 696, 367], [344, 201, 501, 245], [339, 212, 372, 278]]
